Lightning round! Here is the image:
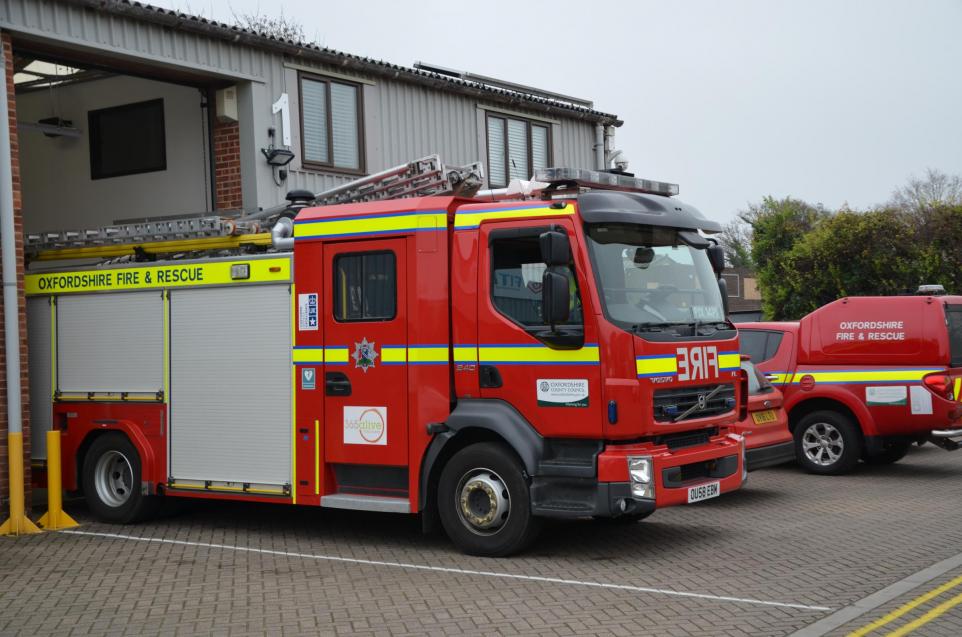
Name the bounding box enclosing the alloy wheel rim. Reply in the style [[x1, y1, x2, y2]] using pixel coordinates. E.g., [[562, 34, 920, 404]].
[[801, 422, 844, 466]]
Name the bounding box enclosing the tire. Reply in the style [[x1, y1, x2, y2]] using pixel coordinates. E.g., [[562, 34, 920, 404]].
[[794, 410, 862, 475], [437, 442, 542, 557], [863, 438, 912, 465], [82, 432, 157, 524]]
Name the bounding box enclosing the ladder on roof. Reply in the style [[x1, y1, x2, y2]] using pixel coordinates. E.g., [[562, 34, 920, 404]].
[[26, 155, 484, 261]]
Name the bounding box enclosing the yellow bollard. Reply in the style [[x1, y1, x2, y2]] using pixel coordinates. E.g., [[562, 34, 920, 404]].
[[38, 430, 79, 530], [0, 432, 42, 535]]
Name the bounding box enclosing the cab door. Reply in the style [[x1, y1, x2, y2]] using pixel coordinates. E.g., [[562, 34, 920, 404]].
[[476, 221, 603, 438], [322, 239, 409, 498]]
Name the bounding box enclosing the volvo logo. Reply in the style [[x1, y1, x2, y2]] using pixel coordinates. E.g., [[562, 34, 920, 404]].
[[695, 393, 709, 410]]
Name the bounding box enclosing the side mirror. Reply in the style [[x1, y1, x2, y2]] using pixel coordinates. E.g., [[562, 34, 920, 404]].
[[542, 270, 570, 326], [539, 231, 570, 267], [707, 245, 726, 274], [717, 276, 730, 318]]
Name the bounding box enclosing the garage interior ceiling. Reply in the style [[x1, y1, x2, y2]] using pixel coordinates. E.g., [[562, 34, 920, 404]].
[[13, 54, 111, 92]]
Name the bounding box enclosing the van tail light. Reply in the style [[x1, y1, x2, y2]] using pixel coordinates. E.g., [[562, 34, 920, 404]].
[[923, 373, 954, 400], [738, 368, 749, 421]]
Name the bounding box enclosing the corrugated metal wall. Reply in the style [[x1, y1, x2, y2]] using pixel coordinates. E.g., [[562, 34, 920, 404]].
[[2, 0, 604, 212]]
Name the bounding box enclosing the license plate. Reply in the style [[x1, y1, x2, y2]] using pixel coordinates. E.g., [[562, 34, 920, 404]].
[[687, 481, 720, 503], [752, 409, 778, 424]]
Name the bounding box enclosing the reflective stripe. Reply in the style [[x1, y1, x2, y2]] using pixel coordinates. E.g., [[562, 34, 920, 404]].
[[477, 343, 600, 365], [294, 211, 447, 240], [718, 351, 740, 371], [407, 346, 448, 364], [789, 368, 943, 384], [453, 203, 575, 229], [955, 378, 961, 400], [636, 355, 677, 377], [291, 346, 349, 364], [381, 346, 407, 364], [454, 345, 479, 363]]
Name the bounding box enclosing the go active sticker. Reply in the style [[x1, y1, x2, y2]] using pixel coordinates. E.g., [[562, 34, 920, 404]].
[[537, 379, 589, 408]]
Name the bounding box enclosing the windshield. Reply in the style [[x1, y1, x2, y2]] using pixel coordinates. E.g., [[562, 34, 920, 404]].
[[585, 223, 727, 332]]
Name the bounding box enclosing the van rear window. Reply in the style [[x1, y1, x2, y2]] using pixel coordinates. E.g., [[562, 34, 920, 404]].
[[946, 306, 962, 367]]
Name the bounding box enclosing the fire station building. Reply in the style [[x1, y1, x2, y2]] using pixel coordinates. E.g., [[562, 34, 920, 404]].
[[0, 0, 623, 514]]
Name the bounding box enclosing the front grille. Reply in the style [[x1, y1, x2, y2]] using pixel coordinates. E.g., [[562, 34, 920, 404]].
[[653, 384, 736, 422], [653, 427, 719, 451]]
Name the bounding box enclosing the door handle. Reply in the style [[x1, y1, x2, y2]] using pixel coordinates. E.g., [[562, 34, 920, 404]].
[[479, 365, 503, 389], [325, 371, 352, 396]]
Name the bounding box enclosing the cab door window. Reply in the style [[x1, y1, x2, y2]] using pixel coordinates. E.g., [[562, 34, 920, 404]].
[[333, 251, 396, 321], [490, 234, 582, 331]]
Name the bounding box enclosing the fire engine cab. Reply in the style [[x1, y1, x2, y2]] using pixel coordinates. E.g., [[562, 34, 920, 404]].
[[26, 157, 746, 556]]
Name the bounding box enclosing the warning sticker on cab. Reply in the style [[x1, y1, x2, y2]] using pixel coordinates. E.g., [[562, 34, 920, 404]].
[[343, 406, 387, 445], [536, 379, 589, 407], [298, 292, 318, 331]]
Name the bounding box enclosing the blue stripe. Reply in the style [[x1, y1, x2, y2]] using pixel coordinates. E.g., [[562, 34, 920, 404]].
[[638, 372, 678, 378], [292, 360, 323, 365], [719, 350, 739, 355], [295, 209, 447, 224], [635, 354, 676, 360]]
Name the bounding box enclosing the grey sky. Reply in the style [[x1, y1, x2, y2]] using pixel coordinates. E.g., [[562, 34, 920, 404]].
[[162, 0, 961, 223]]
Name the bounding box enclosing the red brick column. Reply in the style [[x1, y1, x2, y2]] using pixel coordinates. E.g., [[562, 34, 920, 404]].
[[0, 31, 31, 511], [213, 120, 242, 211]]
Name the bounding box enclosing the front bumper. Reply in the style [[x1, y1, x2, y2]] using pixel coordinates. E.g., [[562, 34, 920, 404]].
[[746, 440, 796, 471], [530, 432, 745, 518]]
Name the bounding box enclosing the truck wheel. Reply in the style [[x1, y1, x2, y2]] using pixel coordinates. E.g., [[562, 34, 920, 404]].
[[438, 442, 542, 557], [864, 438, 912, 465], [82, 433, 157, 524], [794, 411, 861, 475]]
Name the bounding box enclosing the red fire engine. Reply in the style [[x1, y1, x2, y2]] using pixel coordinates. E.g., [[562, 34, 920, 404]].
[[739, 294, 962, 475], [26, 157, 747, 555]]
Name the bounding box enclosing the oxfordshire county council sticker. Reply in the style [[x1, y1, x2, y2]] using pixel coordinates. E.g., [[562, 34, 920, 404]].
[[352, 337, 378, 373]]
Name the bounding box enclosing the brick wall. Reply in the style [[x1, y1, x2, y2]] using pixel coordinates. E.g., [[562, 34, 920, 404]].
[[213, 120, 242, 211], [0, 31, 31, 510]]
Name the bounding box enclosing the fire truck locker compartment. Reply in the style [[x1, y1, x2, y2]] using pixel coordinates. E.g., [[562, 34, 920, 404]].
[[169, 284, 292, 488], [57, 291, 164, 394], [27, 297, 51, 459]]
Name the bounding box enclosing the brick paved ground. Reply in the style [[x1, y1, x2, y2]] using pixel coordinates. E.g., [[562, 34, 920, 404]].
[[3, 444, 962, 636]]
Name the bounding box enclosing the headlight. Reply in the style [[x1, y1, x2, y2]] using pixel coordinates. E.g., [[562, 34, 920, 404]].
[[628, 455, 654, 499]]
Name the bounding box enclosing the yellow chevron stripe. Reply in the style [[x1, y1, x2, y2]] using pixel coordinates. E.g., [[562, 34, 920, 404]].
[[294, 212, 447, 239], [454, 203, 575, 229]]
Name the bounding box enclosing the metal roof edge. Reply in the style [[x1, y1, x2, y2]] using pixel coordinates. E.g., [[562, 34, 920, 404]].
[[66, 0, 623, 126]]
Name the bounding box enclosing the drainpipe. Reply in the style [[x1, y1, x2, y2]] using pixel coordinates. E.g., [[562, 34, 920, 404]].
[[594, 123, 605, 170], [0, 42, 40, 535]]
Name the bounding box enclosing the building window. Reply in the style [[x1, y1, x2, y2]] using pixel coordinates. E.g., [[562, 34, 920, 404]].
[[490, 234, 581, 329], [300, 73, 364, 173], [486, 114, 551, 188], [334, 251, 396, 321], [88, 99, 166, 180]]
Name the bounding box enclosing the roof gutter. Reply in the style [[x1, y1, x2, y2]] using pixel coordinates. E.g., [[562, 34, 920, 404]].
[[71, 0, 622, 126]]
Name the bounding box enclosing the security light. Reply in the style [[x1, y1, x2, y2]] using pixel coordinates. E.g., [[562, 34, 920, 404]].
[[262, 146, 295, 167]]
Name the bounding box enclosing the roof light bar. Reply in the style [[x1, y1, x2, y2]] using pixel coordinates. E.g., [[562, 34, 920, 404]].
[[535, 167, 680, 197]]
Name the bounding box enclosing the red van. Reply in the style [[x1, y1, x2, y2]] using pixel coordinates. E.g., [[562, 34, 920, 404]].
[[738, 295, 962, 475], [733, 359, 793, 470]]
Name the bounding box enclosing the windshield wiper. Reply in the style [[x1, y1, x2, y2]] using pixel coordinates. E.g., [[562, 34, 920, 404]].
[[631, 322, 687, 333]]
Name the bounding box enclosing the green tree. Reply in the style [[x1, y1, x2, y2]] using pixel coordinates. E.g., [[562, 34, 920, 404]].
[[784, 209, 924, 316], [718, 217, 754, 268], [743, 197, 827, 319]]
